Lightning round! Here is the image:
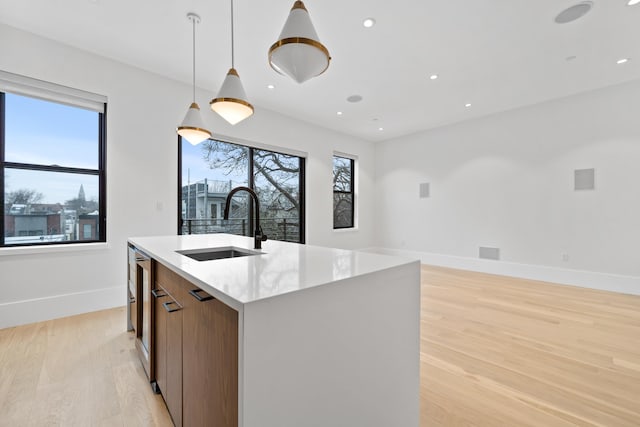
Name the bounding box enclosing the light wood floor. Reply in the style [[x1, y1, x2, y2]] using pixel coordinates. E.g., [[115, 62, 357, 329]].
[[0, 307, 173, 427], [1, 266, 639, 426], [421, 265, 640, 426]]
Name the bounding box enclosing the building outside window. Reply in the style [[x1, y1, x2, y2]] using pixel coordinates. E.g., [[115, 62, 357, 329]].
[[0, 71, 107, 247], [180, 138, 305, 244], [333, 155, 355, 229], [83, 223, 92, 240]]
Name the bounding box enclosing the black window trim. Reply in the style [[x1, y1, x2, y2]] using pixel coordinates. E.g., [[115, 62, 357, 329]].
[[333, 155, 355, 230], [178, 136, 306, 244], [0, 93, 4, 243], [0, 91, 107, 247]]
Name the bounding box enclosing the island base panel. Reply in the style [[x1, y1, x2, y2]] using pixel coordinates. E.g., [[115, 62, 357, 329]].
[[242, 261, 420, 427]]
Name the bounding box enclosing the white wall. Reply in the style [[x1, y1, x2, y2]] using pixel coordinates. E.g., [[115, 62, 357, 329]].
[[375, 79, 640, 294], [0, 23, 375, 328]]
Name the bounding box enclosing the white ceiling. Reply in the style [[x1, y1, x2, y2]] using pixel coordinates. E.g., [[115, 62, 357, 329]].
[[1, 0, 639, 142]]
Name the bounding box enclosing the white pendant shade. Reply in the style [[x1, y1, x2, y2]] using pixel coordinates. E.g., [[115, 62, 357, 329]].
[[177, 102, 211, 145], [269, 1, 330, 83], [210, 68, 254, 125], [177, 13, 211, 145]]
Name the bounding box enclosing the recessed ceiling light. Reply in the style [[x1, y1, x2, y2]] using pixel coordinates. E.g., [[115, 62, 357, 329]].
[[465, 103, 472, 108], [565, 55, 577, 61], [429, 74, 438, 80], [363, 18, 376, 28], [267, 84, 275, 89], [616, 58, 630, 64], [628, 0, 640, 5], [337, 111, 343, 115], [378, 127, 384, 131], [347, 95, 363, 103], [554, 1, 593, 24]]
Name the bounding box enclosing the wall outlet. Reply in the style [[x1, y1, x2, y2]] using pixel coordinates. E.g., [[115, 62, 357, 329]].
[[156, 201, 164, 212], [561, 253, 569, 262]]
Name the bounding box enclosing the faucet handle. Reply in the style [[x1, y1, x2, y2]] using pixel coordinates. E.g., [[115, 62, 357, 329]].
[[255, 226, 268, 243], [256, 226, 268, 242]]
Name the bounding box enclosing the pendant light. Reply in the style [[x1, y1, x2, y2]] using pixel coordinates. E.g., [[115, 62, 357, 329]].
[[177, 13, 212, 145], [268, 1, 330, 84], [210, 0, 254, 125]]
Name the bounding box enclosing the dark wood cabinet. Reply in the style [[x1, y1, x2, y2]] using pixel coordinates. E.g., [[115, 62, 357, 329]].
[[154, 262, 237, 427], [165, 300, 183, 427], [154, 265, 184, 427], [153, 285, 168, 395], [182, 286, 238, 427]]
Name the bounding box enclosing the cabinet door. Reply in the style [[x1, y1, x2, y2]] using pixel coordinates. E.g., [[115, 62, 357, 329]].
[[182, 286, 238, 427], [155, 264, 184, 427], [165, 295, 183, 427], [153, 286, 168, 398]]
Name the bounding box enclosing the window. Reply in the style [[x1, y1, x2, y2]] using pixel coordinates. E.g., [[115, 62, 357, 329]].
[[179, 138, 305, 243], [83, 224, 92, 239], [333, 155, 355, 229], [1, 71, 106, 247]]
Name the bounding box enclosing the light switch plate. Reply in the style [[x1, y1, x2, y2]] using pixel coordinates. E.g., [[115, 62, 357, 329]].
[[419, 183, 430, 198], [574, 168, 595, 191]]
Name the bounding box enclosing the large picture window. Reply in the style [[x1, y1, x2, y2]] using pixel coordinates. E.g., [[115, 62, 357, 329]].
[[179, 138, 305, 244], [333, 155, 355, 229], [0, 72, 106, 247]]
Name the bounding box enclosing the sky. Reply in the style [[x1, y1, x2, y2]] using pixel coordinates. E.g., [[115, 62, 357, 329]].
[[181, 140, 248, 187], [4, 93, 99, 204]]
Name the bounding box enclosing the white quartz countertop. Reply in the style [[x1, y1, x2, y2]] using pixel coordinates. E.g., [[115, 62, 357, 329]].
[[128, 234, 417, 310]]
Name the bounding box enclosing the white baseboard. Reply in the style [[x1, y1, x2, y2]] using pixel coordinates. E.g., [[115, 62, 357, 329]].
[[360, 247, 640, 296], [0, 286, 125, 329]]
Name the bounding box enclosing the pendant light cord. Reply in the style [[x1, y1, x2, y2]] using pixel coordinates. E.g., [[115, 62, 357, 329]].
[[231, 0, 235, 68], [192, 16, 197, 103]]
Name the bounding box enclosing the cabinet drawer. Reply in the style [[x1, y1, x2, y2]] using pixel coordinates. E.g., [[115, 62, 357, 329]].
[[155, 263, 187, 298]]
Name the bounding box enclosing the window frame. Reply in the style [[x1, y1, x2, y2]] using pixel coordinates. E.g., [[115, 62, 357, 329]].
[[0, 90, 107, 248], [177, 136, 306, 244], [332, 154, 355, 230]]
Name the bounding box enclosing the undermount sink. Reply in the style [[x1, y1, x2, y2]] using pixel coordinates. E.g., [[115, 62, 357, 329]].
[[176, 246, 262, 262]]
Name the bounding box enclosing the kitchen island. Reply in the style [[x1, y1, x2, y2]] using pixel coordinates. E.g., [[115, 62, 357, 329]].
[[128, 233, 420, 427]]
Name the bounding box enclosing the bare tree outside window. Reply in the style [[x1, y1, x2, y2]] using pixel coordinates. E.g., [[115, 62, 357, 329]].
[[180, 139, 305, 243], [333, 156, 354, 229], [4, 188, 43, 214]]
